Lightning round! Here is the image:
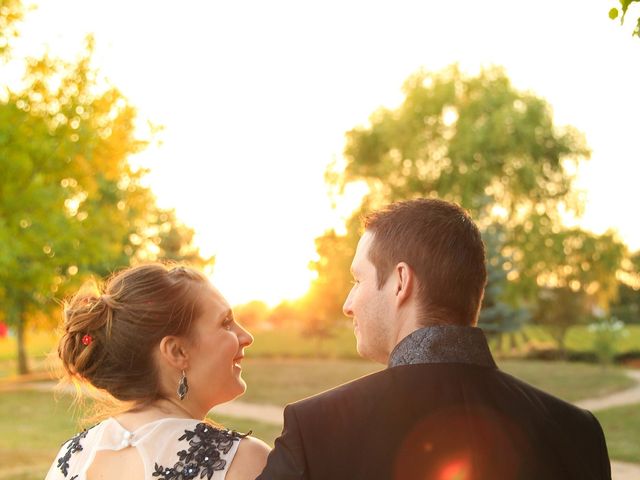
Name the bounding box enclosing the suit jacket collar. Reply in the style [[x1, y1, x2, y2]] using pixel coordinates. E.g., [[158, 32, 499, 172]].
[[388, 325, 497, 369]]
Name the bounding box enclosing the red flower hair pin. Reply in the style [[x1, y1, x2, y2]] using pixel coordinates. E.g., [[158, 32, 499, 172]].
[[81, 334, 93, 346]]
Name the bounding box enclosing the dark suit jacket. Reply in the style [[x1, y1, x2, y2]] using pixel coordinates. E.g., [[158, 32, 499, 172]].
[[257, 360, 611, 480]]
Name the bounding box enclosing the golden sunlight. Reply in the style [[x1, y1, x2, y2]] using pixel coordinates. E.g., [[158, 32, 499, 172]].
[[10, 0, 640, 306]]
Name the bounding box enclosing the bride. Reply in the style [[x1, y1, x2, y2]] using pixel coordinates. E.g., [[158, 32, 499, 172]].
[[46, 263, 269, 480]]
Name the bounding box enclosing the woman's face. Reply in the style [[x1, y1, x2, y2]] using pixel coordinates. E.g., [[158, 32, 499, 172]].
[[185, 282, 253, 410]]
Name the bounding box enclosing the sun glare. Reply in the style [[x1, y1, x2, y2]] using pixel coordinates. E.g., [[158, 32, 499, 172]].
[[9, 0, 640, 306]]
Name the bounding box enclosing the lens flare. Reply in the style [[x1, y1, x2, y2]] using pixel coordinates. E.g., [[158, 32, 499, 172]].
[[439, 457, 471, 480]]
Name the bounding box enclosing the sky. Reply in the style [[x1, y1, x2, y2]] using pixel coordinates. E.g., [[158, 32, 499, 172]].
[[6, 0, 640, 306]]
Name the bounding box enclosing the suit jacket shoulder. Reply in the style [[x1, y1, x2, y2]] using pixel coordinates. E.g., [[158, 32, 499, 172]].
[[266, 363, 610, 480]]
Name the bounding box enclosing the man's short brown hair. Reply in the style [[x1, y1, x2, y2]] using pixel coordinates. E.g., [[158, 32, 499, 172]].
[[364, 198, 487, 326]]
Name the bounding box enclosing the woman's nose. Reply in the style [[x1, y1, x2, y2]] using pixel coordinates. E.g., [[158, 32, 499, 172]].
[[237, 323, 254, 347]]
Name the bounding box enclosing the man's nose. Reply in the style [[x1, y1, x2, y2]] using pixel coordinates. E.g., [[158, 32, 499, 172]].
[[343, 292, 354, 318]]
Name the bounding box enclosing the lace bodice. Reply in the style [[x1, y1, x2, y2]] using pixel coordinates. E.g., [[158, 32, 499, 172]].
[[45, 417, 245, 480]]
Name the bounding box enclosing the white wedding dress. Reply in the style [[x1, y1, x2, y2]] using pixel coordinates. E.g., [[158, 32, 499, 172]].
[[45, 417, 244, 480]]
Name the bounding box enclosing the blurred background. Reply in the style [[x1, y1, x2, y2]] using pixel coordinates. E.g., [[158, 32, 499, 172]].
[[1, 0, 640, 478]]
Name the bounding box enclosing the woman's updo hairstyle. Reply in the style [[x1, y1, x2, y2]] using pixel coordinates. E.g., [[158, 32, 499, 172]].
[[58, 263, 209, 405]]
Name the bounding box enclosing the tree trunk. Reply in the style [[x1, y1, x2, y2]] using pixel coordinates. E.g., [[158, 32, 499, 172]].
[[11, 309, 29, 375], [553, 327, 568, 359]]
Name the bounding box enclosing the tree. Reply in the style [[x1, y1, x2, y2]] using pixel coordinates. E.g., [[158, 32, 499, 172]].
[[611, 251, 640, 323], [610, 284, 640, 323], [532, 287, 590, 354], [299, 215, 360, 344], [145, 209, 214, 270], [521, 229, 628, 353], [234, 300, 269, 329], [609, 0, 640, 38], [267, 300, 298, 328], [0, 3, 210, 374], [0, 0, 22, 60], [337, 66, 587, 221], [479, 224, 530, 341], [311, 65, 629, 337]]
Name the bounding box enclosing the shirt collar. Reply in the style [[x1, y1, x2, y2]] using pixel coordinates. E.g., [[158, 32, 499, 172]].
[[388, 325, 497, 369]]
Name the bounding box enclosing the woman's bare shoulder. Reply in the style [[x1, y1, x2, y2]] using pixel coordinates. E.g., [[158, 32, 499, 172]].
[[225, 435, 271, 480]]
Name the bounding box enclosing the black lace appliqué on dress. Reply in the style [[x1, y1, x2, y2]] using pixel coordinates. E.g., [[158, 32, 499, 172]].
[[56, 427, 93, 477], [153, 423, 247, 480]]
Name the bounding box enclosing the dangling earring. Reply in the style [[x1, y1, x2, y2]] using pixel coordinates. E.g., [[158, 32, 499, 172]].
[[177, 370, 189, 400]]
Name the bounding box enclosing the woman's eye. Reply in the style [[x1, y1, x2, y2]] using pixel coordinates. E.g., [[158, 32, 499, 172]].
[[223, 318, 233, 330]]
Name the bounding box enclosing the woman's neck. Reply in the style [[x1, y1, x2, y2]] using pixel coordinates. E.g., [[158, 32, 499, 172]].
[[115, 398, 203, 431], [154, 397, 203, 419]]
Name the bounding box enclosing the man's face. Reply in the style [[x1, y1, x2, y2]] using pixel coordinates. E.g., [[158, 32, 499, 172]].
[[343, 231, 395, 363]]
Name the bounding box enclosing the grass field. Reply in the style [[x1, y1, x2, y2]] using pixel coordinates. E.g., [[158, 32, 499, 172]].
[[0, 357, 637, 479], [0, 326, 638, 478], [0, 390, 283, 480], [3, 391, 637, 479], [493, 324, 640, 355], [497, 359, 635, 402], [594, 402, 640, 464], [237, 358, 635, 406]]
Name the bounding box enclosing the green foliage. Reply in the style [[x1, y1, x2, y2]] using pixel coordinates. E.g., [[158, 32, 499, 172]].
[[588, 318, 628, 365], [479, 224, 530, 335], [311, 65, 630, 333], [265, 301, 299, 328], [516, 228, 626, 307], [341, 65, 587, 220], [0, 38, 152, 372], [297, 216, 360, 340], [532, 287, 591, 353], [610, 0, 640, 37], [0, 0, 23, 59], [234, 300, 270, 329], [145, 208, 214, 269], [0, 4, 211, 373], [611, 251, 640, 323], [611, 283, 640, 323]]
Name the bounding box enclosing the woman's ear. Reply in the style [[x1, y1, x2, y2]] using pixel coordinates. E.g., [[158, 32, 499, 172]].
[[394, 262, 414, 307], [158, 336, 190, 370]]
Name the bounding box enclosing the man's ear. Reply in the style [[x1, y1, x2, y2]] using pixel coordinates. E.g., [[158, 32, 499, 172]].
[[394, 262, 414, 307], [158, 335, 190, 370]]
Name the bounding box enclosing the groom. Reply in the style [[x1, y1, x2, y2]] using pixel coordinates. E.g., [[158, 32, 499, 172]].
[[257, 198, 611, 480]]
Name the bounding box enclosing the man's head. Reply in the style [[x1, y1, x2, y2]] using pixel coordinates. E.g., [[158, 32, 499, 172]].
[[343, 198, 487, 363]]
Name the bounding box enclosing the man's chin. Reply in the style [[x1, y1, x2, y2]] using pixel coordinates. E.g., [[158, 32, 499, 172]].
[[355, 342, 373, 362], [356, 341, 388, 364]]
